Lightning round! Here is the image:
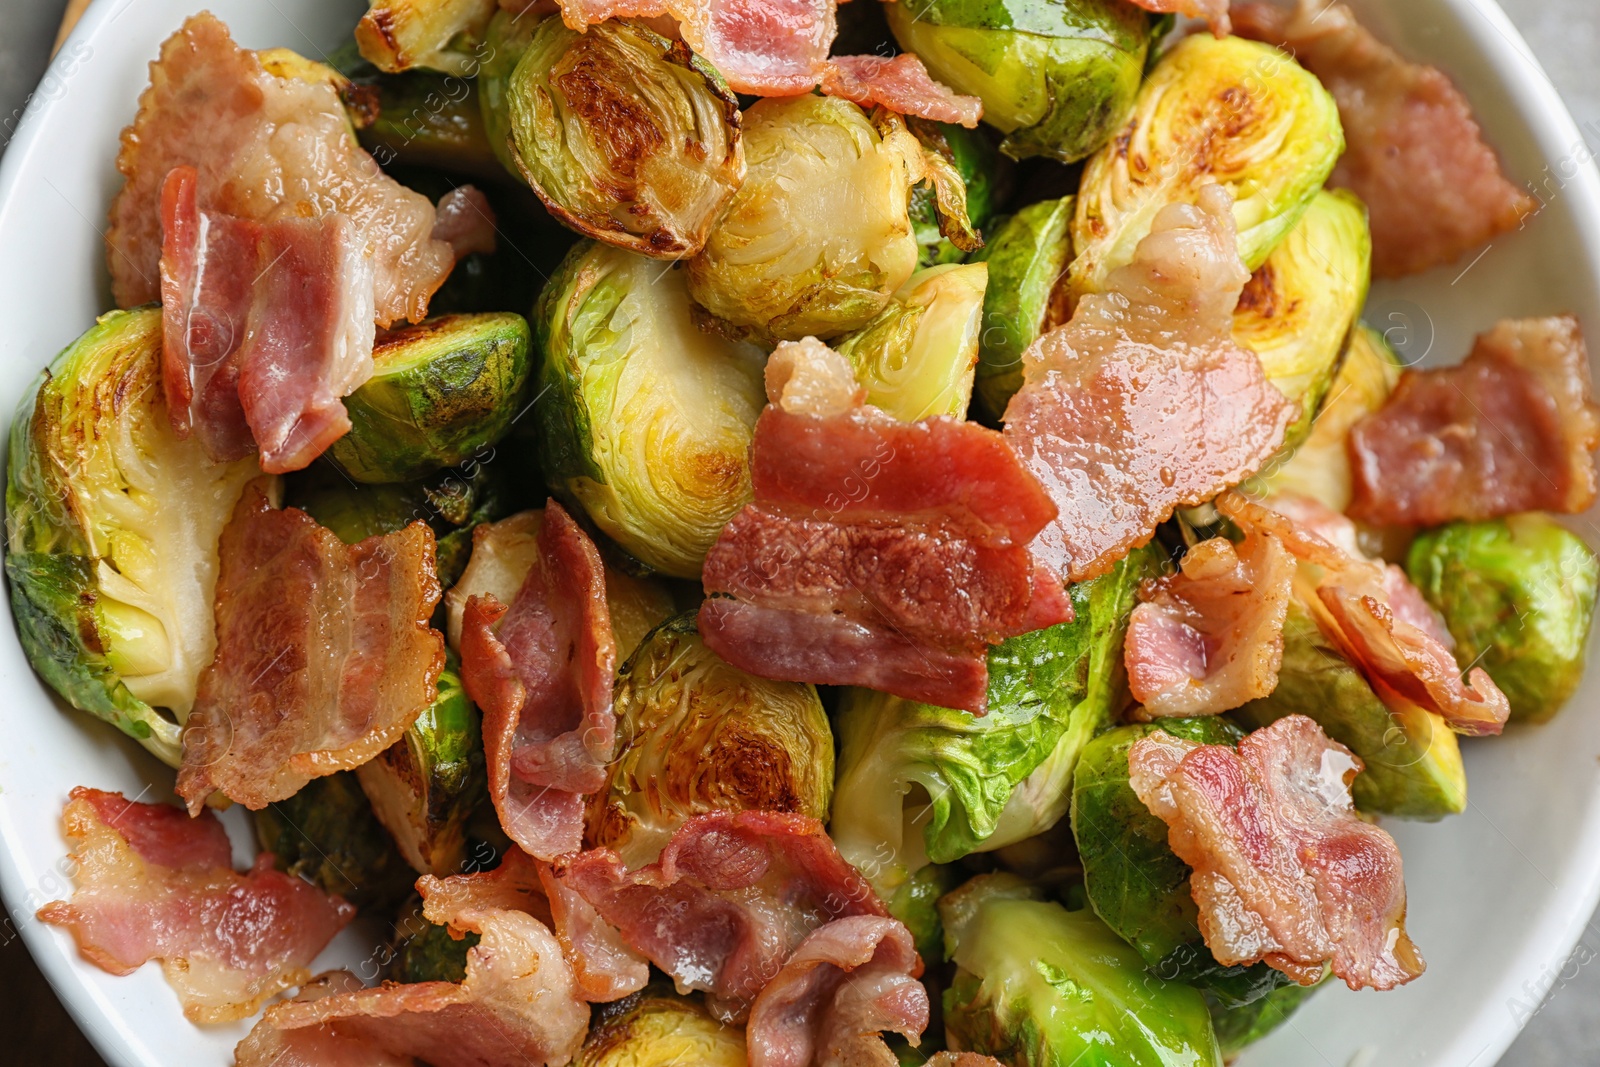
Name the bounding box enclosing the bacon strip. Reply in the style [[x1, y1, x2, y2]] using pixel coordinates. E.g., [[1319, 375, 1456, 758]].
[[1125, 0, 1229, 35], [235, 851, 590, 1067], [1004, 185, 1296, 582], [546, 811, 886, 1022], [431, 186, 497, 260], [458, 501, 616, 861], [1234, 0, 1537, 277], [1347, 316, 1599, 525], [37, 788, 354, 1023], [820, 55, 982, 128], [537, 865, 650, 1002], [109, 13, 456, 327], [700, 338, 1070, 714], [177, 486, 445, 813], [1128, 715, 1424, 990], [1126, 524, 1295, 717]]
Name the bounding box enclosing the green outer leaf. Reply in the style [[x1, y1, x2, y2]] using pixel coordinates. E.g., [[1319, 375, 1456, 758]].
[[968, 196, 1074, 421], [887, 863, 961, 964], [1207, 971, 1328, 1058], [897, 0, 1151, 49], [478, 9, 545, 176]]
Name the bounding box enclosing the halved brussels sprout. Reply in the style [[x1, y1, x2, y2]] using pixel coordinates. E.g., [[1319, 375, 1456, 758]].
[[885, 0, 1157, 163], [254, 771, 416, 912], [1256, 324, 1403, 511], [907, 118, 1006, 266], [1233, 597, 1467, 818], [536, 241, 766, 578], [1408, 515, 1600, 724], [499, 17, 743, 258], [836, 262, 988, 420], [967, 196, 1073, 421], [1070, 33, 1344, 298], [355, 69, 501, 181], [478, 9, 541, 176], [1234, 189, 1371, 448], [577, 985, 747, 1067], [327, 312, 531, 485], [589, 614, 833, 868], [5, 309, 260, 767], [831, 543, 1166, 897], [942, 873, 1223, 1066], [356, 0, 497, 75], [686, 95, 921, 343], [1208, 971, 1328, 1059]]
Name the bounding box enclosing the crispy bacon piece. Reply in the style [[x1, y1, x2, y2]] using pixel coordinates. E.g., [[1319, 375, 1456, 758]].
[[1347, 316, 1599, 525], [160, 167, 376, 473], [1219, 493, 1510, 736], [1129, 715, 1424, 990], [1234, 0, 1537, 277], [108, 13, 455, 326], [820, 55, 982, 128], [36, 788, 354, 1023], [235, 851, 590, 1067], [547, 811, 886, 1022], [747, 917, 929, 1067], [700, 338, 1070, 713], [537, 865, 650, 1002], [177, 486, 445, 813], [458, 501, 616, 861], [1004, 185, 1296, 582], [1125, 0, 1229, 35], [1126, 525, 1294, 717]]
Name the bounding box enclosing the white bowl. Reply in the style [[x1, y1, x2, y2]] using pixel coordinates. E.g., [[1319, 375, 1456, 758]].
[[2, 1, 1599, 1064]]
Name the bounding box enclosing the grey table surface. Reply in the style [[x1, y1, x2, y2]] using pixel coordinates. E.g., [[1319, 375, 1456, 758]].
[[1, 0, 1598, 1064]]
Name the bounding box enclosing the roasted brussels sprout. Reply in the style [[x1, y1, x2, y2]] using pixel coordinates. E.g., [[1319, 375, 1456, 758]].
[[885, 0, 1158, 163], [589, 615, 833, 868], [942, 873, 1223, 1065], [889, 863, 962, 965], [356, 0, 497, 76], [577, 985, 747, 1067], [5, 309, 259, 767], [387, 895, 476, 983], [967, 196, 1073, 420], [497, 17, 743, 258], [836, 263, 988, 420], [478, 9, 541, 176], [255, 772, 416, 912], [1234, 189, 1371, 447], [1233, 598, 1467, 818], [1070, 33, 1343, 298], [907, 118, 1006, 266], [1207, 971, 1328, 1059], [356, 70, 501, 181], [686, 95, 921, 343], [831, 543, 1165, 897], [1257, 324, 1402, 511], [1408, 515, 1600, 724], [536, 241, 766, 578], [327, 313, 531, 485]]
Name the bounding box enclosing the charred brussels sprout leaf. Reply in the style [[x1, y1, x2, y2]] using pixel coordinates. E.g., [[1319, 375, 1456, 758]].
[[1207, 971, 1328, 1059], [355, 0, 497, 76], [1234, 189, 1371, 448], [907, 118, 1007, 265], [831, 543, 1165, 897], [255, 772, 416, 912], [536, 241, 766, 578], [687, 95, 921, 343], [942, 873, 1223, 1066], [577, 985, 747, 1066], [886, 0, 1156, 163], [1234, 597, 1466, 818], [327, 312, 531, 485], [1408, 515, 1600, 724], [1071, 33, 1343, 298], [968, 196, 1073, 421], [5, 309, 259, 767], [502, 18, 743, 258], [590, 615, 833, 868], [836, 262, 988, 420]]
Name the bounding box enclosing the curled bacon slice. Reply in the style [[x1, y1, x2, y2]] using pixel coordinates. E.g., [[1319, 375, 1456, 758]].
[[458, 501, 616, 861], [1234, 0, 1537, 277], [1125, 0, 1229, 35], [36, 788, 354, 1023], [1220, 493, 1510, 736], [537, 865, 650, 1002], [160, 166, 376, 473], [820, 55, 982, 128], [235, 851, 589, 1067], [1126, 524, 1294, 717], [177, 486, 445, 813], [109, 13, 455, 327], [700, 338, 1070, 713], [1004, 185, 1296, 582], [546, 811, 886, 1022], [1128, 715, 1424, 990], [747, 916, 929, 1067], [1347, 316, 1599, 525]]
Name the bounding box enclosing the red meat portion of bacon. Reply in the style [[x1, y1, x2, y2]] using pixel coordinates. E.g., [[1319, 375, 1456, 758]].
[[820, 55, 982, 128]]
